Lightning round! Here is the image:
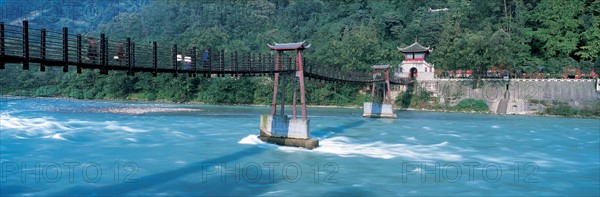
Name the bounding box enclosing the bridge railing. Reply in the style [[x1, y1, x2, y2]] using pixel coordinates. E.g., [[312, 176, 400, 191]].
[[155, 45, 172, 71], [303, 61, 414, 85], [66, 34, 79, 64], [133, 43, 154, 69], [305, 61, 374, 83], [2, 20, 413, 85], [105, 39, 125, 68], [2, 23, 25, 58], [26, 27, 44, 60], [1, 21, 301, 75]]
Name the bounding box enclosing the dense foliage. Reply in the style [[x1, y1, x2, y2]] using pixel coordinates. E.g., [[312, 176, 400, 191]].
[[394, 84, 489, 112], [452, 99, 489, 112], [542, 100, 600, 117], [0, 0, 149, 33], [1, 0, 599, 105]]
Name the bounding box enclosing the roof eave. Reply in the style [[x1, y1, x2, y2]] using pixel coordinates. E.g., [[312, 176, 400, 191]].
[[268, 42, 310, 51]]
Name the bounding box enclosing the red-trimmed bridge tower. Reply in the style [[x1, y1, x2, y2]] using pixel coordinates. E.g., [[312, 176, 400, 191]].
[[258, 41, 318, 149], [362, 65, 397, 118]]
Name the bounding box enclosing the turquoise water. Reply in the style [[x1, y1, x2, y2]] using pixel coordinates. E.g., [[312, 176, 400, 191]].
[[1, 97, 598, 196]]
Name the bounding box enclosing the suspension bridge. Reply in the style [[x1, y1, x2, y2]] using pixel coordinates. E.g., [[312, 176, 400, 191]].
[[0, 21, 414, 149]]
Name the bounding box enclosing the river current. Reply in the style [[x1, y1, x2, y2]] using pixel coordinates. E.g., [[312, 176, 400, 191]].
[[1, 97, 598, 196]]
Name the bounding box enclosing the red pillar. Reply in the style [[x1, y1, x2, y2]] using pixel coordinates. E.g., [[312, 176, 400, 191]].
[[297, 50, 307, 120], [385, 69, 392, 103], [371, 81, 375, 102], [271, 52, 280, 116], [292, 71, 298, 119]]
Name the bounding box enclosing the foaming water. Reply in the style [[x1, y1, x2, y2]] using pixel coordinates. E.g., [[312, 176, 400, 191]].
[[238, 134, 461, 161], [105, 122, 147, 133], [314, 136, 459, 160], [1, 97, 598, 196], [44, 133, 68, 141], [238, 134, 264, 145], [1, 114, 72, 137]]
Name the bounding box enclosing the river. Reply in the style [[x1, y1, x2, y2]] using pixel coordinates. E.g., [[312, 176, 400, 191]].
[[1, 97, 598, 196]]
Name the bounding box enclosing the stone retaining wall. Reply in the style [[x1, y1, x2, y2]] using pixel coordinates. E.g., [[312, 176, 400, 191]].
[[397, 79, 600, 114]]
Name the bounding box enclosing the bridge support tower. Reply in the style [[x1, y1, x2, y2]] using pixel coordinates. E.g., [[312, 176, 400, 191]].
[[363, 65, 397, 118], [259, 42, 318, 149]]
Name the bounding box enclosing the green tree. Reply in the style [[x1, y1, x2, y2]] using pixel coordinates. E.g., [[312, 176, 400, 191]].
[[576, 0, 600, 62], [528, 0, 584, 59]]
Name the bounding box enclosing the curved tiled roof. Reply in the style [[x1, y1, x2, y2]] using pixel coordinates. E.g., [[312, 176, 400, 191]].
[[397, 42, 431, 53], [267, 41, 311, 51], [371, 65, 390, 70]]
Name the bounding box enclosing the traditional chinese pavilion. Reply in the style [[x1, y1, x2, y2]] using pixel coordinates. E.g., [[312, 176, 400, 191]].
[[396, 39, 435, 80]]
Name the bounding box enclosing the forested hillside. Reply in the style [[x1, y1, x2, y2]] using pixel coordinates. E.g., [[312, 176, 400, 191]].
[[1, 0, 599, 105], [0, 0, 149, 33]]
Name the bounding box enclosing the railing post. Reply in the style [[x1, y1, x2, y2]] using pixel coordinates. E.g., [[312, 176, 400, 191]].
[[172, 44, 178, 77], [126, 37, 132, 75], [130, 42, 135, 76], [192, 47, 197, 77], [40, 28, 46, 72], [229, 51, 234, 76], [208, 49, 212, 77], [289, 56, 293, 71], [240, 53, 244, 73], [0, 22, 4, 69], [62, 27, 68, 72], [100, 34, 107, 75], [257, 53, 260, 75], [259, 54, 263, 75], [271, 54, 276, 74], [76, 34, 82, 73], [264, 54, 268, 74], [246, 53, 250, 74], [185, 49, 190, 77], [220, 50, 224, 77], [105, 38, 109, 70], [215, 50, 220, 77], [22, 20, 29, 70], [152, 41, 157, 77], [246, 52, 250, 72], [266, 54, 270, 75], [234, 51, 238, 76]]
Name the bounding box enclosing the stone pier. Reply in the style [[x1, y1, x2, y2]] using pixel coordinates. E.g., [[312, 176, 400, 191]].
[[363, 102, 397, 118], [259, 115, 319, 149]]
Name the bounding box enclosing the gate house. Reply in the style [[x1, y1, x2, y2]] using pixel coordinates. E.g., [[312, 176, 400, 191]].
[[396, 40, 435, 80]]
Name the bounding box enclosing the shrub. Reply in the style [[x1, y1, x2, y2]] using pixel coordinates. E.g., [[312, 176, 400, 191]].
[[395, 88, 433, 109], [454, 99, 489, 112], [544, 101, 600, 117]]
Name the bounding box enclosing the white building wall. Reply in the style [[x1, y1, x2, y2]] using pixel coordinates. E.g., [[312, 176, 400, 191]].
[[395, 60, 435, 80]]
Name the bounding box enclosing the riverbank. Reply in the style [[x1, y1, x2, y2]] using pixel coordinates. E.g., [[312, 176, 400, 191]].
[[397, 107, 600, 119], [2, 95, 598, 118]]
